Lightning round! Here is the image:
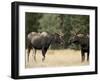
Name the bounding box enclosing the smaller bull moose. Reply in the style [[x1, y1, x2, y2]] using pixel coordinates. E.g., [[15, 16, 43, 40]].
[[69, 34, 89, 62], [26, 32, 64, 62]]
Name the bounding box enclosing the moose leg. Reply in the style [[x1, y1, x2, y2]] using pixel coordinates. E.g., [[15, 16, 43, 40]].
[[34, 49, 37, 62], [87, 52, 89, 61], [27, 47, 31, 62], [81, 50, 85, 62], [42, 48, 47, 61]]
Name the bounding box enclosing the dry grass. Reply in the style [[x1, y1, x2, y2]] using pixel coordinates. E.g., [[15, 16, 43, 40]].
[[25, 49, 89, 68]]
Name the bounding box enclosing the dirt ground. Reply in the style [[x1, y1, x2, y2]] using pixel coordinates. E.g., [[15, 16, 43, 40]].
[[25, 49, 89, 68]]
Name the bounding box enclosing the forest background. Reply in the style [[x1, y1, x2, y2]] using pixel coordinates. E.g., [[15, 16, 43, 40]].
[[25, 12, 89, 49]]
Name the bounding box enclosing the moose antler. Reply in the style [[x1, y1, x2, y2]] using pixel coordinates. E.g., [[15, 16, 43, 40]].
[[70, 30, 76, 35], [59, 31, 64, 36], [55, 31, 64, 37], [70, 28, 81, 36]]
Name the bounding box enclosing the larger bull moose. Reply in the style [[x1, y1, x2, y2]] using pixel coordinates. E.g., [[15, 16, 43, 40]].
[[26, 32, 64, 62], [69, 34, 89, 62]]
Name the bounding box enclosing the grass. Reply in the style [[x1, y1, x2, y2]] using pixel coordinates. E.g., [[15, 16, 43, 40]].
[[25, 49, 89, 68]]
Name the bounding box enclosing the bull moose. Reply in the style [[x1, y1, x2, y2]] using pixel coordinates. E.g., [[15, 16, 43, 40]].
[[69, 34, 89, 62], [26, 32, 64, 62]]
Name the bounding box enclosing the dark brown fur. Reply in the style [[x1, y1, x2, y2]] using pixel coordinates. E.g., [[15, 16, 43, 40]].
[[69, 34, 89, 62], [27, 32, 63, 62]]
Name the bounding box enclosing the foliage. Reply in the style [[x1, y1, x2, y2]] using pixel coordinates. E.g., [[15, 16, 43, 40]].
[[25, 12, 89, 49]]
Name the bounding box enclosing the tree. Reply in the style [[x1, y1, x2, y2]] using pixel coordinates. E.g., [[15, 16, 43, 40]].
[[70, 15, 89, 34], [25, 12, 42, 35], [25, 12, 89, 49], [38, 13, 62, 34]]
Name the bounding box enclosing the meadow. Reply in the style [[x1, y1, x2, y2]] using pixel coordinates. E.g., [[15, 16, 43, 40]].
[[25, 49, 89, 68]]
